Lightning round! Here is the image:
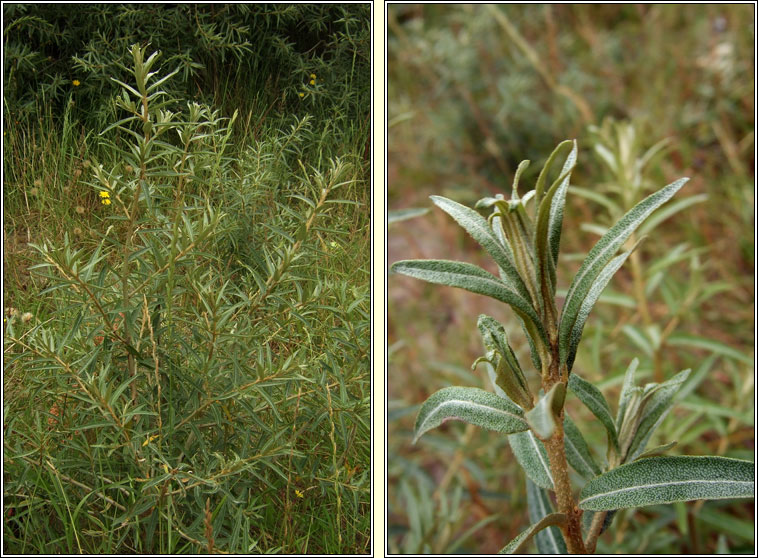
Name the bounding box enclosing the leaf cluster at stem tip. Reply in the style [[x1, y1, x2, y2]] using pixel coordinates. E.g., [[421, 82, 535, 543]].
[[392, 139, 754, 553]]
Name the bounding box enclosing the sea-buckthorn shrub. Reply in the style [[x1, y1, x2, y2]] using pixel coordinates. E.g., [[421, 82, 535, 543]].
[[390, 140, 753, 554], [3, 44, 369, 554]]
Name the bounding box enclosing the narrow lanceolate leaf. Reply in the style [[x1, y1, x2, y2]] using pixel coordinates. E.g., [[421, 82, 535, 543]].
[[666, 333, 753, 365], [509, 430, 554, 489], [476, 315, 533, 410], [525, 382, 566, 440], [568, 373, 618, 451], [559, 177, 688, 367], [413, 386, 528, 443], [430, 196, 531, 301], [391, 259, 547, 345], [534, 143, 577, 315], [626, 369, 691, 462], [566, 241, 642, 371], [498, 513, 567, 554], [527, 479, 567, 554], [534, 139, 574, 207], [547, 139, 577, 267], [636, 441, 678, 460], [579, 456, 754, 511], [564, 414, 601, 479], [615, 358, 640, 426]]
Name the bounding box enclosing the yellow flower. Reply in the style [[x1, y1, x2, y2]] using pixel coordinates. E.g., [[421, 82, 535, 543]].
[[295, 489, 304, 499], [309, 79, 315, 86], [99, 191, 110, 199], [299, 92, 304, 98], [101, 198, 111, 206], [310, 73, 316, 79], [142, 434, 159, 447], [72, 79, 80, 87]]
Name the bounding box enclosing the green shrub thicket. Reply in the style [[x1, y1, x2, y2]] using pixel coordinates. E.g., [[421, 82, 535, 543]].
[[3, 5, 370, 554]]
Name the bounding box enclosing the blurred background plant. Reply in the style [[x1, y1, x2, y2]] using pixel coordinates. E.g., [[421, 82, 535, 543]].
[[387, 4, 753, 554], [3, 5, 369, 555]]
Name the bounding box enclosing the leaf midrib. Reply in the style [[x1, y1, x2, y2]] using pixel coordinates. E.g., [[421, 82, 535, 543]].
[[581, 478, 752, 504]]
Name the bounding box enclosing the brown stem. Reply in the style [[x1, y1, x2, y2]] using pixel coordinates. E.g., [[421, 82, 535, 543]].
[[544, 428, 587, 554], [543, 339, 587, 553], [585, 509, 608, 553]]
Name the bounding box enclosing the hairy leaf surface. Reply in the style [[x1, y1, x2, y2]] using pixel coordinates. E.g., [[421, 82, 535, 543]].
[[509, 430, 554, 489], [568, 373, 619, 451], [527, 479, 567, 554], [559, 177, 688, 367], [413, 386, 528, 443], [498, 513, 567, 554], [579, 456, 754, 511], [391, 259, 547, 345]]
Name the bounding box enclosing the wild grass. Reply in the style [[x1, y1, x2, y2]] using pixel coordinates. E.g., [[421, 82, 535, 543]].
[[3, 7, 370, 554], [387, 4, 753, 554]]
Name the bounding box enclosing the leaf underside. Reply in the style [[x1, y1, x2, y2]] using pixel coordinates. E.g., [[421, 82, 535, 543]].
[[498, 513, 567, 554], [509, 430, 554, 490], [413, 386, 528, 443]]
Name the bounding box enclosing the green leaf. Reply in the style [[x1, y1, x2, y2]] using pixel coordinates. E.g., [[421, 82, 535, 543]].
[[638, 194, 708, 236], [534, 139, 574, 207], [413, 386, 528, 443], [581, 509, 618, 537], [525, 382, 566, 439], [430, 196, 531, 301], [387, 207, 430, 225], [391, 259, 547, 345], [615, 358, 640, 426], [527, 479, 567, 554], [564, 413, 601, 479], [498, 513, 567, 554], [626, 368, 691, 462], [565, 240, 642, 371], [476, 315, 533, 410], [568, 373, 619, 451], [547, 140, 577, 267], [509, 430, 554, 489], [568, 185, 623, 216], [636, 441, 678, 460], [697, 505, 756, 543], [559, 177, 688, 367], [534, 141, 577, 311], [511, 159, 531, 197], [579, 456, 754, 511], [666, 333, 753, 365]]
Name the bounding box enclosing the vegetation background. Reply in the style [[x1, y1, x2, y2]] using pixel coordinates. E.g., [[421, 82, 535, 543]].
[[3, 4, 370, 554], [387, 4, 754, 554]]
